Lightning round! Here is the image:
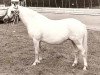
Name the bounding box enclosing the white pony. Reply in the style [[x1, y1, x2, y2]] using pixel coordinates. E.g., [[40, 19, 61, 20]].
[[3, 4, 88, 70]]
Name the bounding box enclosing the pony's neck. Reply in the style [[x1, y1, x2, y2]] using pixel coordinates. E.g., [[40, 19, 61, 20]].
[[18, 6, 48, 25], [17, 6, 39, 27]]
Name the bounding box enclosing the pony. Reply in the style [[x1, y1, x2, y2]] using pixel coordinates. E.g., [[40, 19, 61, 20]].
[[3, 4, 88, 70]]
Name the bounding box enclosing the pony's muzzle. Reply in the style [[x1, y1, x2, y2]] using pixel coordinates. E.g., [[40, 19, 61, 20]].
[[3, 15, 10, 23], [3, 18, 7, 23]]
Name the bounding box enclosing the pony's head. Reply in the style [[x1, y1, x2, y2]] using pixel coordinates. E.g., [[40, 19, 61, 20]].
[[3, 4, 18, 22]]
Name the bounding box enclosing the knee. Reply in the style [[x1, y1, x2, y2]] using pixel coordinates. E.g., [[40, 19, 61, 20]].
[[81, 51, 87, 57]]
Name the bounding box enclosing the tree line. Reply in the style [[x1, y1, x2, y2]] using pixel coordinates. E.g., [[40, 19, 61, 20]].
[[26, 0, 99, 8], [0, 0, 99, 8]]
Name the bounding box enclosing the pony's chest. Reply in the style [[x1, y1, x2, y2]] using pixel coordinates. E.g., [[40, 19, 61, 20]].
[[27, 25, 42, 39]]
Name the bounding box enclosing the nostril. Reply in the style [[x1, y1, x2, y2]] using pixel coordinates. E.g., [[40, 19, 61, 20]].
[[3, 18, 5, 20], [3, 18, 6, 21], [3, 18, 7, 23]]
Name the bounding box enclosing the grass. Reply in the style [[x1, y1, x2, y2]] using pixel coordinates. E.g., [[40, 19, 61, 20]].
[[0, 22, 100, 75]]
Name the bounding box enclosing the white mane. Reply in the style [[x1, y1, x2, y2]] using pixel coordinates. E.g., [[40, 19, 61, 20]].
[[18, 6, 48, 20]]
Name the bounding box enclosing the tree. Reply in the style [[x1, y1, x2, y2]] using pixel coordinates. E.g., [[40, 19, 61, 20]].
[[0, 0, 3, 4], [3, 0, 11, 6], [55, 0, 57, 7], [49, 0, 50, 7]]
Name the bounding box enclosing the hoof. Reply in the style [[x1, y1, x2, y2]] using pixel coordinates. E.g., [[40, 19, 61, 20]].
[[32, 62, 37, 66], [83, 67, 87, 71], [72, 63, 77, 67], [32, 60, 40, 66]]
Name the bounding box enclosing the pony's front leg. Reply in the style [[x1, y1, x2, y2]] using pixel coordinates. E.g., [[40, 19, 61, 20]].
[[32, 39, 40, 66]]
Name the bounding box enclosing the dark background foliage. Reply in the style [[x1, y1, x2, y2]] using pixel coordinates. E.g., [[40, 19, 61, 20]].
[[0, 0, 99, 8]]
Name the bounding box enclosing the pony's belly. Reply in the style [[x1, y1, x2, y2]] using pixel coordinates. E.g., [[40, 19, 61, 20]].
[[42, 34, 68, 44], [42, 38, 67, 44], [41, 26, 69, 44]]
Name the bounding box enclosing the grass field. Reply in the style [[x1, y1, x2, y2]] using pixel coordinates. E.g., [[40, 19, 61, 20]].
[[0, 14, 100, 75]]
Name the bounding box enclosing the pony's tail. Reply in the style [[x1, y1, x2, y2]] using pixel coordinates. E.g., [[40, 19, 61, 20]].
[[83, 30, 88, 57]]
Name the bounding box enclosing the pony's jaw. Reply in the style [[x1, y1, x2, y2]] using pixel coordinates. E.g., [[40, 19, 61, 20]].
[[3, 14, 13, 22], [3, 15, 9, 22]]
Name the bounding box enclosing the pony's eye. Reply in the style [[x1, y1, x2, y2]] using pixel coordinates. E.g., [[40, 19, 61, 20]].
[[11, 11, 14, 13]]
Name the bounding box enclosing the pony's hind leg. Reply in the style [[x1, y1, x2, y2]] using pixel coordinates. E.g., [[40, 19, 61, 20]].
[[72, 41, 79, 67], [77, 44, 87, 70], [74, 39, 87, 71], [32, 39, 41, 66]]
